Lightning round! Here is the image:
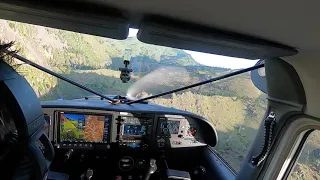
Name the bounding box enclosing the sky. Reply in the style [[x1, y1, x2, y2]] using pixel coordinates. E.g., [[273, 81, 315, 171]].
[[128, 29, 258, 69]]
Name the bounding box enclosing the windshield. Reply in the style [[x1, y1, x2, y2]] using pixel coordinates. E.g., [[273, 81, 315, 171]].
[[0, 19, 259, 101], [1, 19, 268, 171]]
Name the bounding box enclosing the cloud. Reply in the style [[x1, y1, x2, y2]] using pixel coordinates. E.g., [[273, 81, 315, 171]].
[[184, 50, 258, 69]]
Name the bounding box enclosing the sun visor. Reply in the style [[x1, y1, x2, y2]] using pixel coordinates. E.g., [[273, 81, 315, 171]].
[[137, 21, 298, 59], [0, 1, 129, 39]]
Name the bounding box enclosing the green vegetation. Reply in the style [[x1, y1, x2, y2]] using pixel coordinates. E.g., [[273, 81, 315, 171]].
[[3, 20, 318, 177], [289, 163, 320, 180], [151, 91, 265, 170], [60, 118, 82, 140], [8, 22, 15, 29], [288, 131, 320, 180], [43, 28, 196, 70], [12, 21, 38, 39], [41, 69, 134, 100], [46, 29, 115, 69]]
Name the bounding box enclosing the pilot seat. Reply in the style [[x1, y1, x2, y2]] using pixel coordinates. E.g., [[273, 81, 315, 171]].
[[0, 60, 68, 179]]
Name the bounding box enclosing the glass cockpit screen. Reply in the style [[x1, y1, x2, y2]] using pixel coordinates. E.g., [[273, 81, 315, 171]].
[[167, 120, 180, 134], [123, 125, 147, 135], [59, 112, 111, 143]]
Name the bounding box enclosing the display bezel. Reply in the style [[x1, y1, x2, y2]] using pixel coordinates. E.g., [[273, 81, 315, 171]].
[[55, 111, 112, 143], [157, 117, 183, 138], [121, 124, 147, 136], [119, 116, 151, 137]]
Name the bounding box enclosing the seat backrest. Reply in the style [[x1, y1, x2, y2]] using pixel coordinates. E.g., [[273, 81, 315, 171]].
[[0, 60, 54, 179]]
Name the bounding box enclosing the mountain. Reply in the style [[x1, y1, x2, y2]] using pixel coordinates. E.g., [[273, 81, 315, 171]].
[[109, 36, 199, 65], [44, 27, 199, 69], [2, 19, 238, 98]]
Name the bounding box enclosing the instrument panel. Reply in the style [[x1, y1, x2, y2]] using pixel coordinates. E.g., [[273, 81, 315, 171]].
[[42, 108, 207, 151]]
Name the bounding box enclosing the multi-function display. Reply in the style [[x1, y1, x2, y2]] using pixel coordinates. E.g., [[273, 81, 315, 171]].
[[59, 112, 111, 143]]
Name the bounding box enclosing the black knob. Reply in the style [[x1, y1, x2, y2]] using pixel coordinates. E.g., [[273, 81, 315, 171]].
[[64, 149, 73, 160], [194, 166, 206, 175], [86, 169, 93, 180]]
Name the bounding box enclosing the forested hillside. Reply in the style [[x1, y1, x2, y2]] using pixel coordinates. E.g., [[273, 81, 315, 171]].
[[0, 19, 319, 177]]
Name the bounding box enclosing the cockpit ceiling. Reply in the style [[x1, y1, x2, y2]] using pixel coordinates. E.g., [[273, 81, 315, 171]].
[[105, 0, 320, 54], [102, 0, 320, 55], [1, 0, 319, 56]]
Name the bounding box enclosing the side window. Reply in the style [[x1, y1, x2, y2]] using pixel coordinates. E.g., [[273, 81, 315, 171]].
[[153, 69, 268, 172], [288, 131, 320, 180]]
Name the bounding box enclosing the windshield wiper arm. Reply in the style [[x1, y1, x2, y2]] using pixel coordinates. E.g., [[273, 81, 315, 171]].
[[127, 63, 265, 104], [8, 52, 119, 104]]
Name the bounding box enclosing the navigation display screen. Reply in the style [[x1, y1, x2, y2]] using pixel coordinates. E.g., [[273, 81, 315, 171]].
[[123, 125, 147, 135], [59, 112, 111, 143], [167, 120, 180, 134]]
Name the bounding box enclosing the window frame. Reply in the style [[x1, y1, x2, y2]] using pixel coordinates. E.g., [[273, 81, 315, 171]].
[[260, 116, 320, 180], [209, 146, 238, 175], [280, 129, 314, 180]]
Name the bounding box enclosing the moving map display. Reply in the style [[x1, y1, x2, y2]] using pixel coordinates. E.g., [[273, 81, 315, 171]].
[[59, 112, 110, 142]]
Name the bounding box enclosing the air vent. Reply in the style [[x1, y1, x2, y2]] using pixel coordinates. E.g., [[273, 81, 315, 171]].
[[44, 114, 51, 125]]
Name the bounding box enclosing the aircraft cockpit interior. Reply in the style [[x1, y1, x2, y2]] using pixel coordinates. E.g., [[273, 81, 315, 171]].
[[1, 0, 317, 180], [0, 59, 222, 180]]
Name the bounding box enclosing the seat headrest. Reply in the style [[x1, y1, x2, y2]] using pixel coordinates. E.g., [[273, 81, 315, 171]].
[[0, 60, 54, 179], [0, 61, 44, 138]]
